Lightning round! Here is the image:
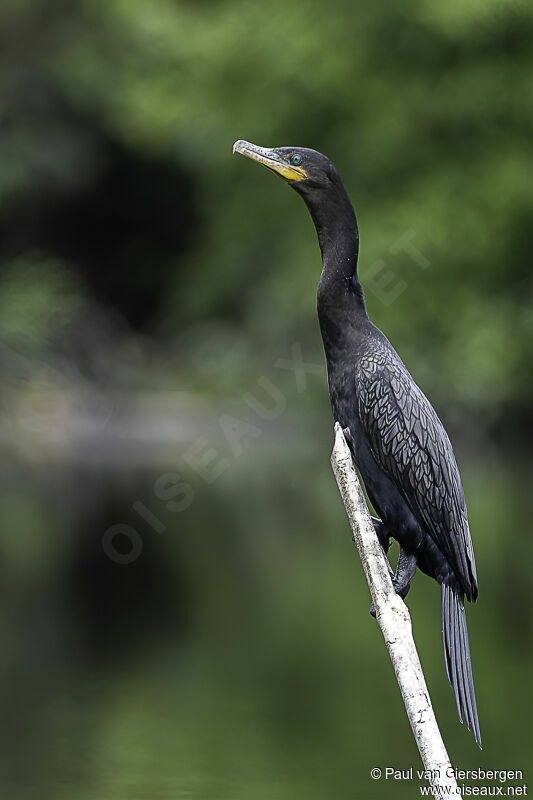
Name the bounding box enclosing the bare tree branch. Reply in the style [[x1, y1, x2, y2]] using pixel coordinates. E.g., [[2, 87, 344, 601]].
[[330, 422, 459, 796]]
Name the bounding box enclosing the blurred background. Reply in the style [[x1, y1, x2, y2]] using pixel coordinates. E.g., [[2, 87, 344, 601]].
[[0, 0, 531, 797]]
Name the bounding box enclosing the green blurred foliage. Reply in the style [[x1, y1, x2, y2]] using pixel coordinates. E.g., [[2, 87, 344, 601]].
[[1, 0, 531, 415], [0, 0, 532, 798]]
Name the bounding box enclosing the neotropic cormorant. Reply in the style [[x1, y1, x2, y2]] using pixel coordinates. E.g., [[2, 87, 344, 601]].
[[233, 139, 481, 748]]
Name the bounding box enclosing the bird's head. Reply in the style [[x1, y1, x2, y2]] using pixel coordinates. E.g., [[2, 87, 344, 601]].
[[232, 140, 343, 199], [233, 139, 357, 267]]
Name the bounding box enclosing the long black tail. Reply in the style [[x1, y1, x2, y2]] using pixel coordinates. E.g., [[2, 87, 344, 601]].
[[441, 583, 482, 748]]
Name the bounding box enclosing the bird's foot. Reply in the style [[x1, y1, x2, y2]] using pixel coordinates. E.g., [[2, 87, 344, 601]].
[[371, 516, 392, 556], [392, 547, 417, 599], [392, 577, 411, 600], [342, 426, 353, 448], [370, 547, 417, 618]]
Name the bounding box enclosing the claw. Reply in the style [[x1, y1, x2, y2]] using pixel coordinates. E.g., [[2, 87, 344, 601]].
[[342, 426, 353, 448], [371, 516, 392, 556]]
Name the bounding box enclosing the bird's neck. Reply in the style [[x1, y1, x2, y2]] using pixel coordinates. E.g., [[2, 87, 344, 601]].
[[298, 181, 366, 319]]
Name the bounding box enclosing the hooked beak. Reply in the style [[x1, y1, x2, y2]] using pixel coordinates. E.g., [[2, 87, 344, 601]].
[[233, 140, 307, 182]]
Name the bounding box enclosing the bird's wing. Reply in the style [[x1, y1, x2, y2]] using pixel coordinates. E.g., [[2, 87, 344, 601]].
[[356, 348, 477, 600]]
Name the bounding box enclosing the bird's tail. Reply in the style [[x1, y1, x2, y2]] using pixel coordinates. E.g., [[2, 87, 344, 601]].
[[441, 582, 482, 748]]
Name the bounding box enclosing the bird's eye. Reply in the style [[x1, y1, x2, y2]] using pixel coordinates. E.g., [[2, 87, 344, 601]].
[[290, 154, 302, 166]]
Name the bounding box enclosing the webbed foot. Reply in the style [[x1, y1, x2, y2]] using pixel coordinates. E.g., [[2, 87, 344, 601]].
[[369, 546, 417, 618], [392, 547, 417, 599]]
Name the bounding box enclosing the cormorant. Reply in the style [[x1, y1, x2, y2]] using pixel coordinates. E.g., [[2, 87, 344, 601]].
[[233, 139, 481, 748]]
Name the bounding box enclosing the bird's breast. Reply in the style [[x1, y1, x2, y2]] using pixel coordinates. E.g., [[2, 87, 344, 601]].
[[326, 360, 359, 429]]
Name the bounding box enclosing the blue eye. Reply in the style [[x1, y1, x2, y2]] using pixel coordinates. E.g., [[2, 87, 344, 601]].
[[290, 154, 302, 166]]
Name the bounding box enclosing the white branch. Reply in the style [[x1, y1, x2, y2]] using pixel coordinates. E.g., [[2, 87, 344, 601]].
[[330, 422, 458, 795]]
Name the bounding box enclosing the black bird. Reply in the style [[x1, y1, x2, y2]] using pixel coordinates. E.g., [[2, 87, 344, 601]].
[[233, 139, 481, 748]]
